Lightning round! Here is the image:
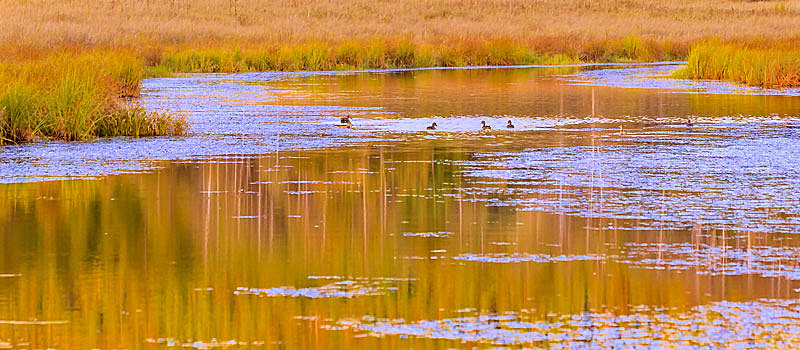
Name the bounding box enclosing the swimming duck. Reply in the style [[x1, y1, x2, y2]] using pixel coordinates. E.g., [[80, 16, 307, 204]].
[[427, 122, 438, 130], [506, 120, 514, 129], [340, 116, 351, 124], [335, 120, 353, 129], [481, 121, 492, 130]]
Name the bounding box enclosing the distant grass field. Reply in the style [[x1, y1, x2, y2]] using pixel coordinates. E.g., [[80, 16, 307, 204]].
[[1, 0, 800, 143], [2, 0, 798, 52]]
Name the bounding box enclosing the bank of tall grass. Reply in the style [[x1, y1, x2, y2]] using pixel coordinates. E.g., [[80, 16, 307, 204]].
[[675, 41, 800, 88], [0, 51, 187, 144], [146, 37, 681, 76]]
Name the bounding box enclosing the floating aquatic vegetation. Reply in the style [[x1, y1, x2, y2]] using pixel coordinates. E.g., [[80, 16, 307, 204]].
[[145, 338, 262, 349], [320, 299, 800, 348], [283, 190, 326, 195], [307, 275, 344, 280], [235, 277, 414, 298], [235, 284, 384, 298], [402, 231, 453, 238], [454, 253, 603, 264], [0, 320, 68, 325]]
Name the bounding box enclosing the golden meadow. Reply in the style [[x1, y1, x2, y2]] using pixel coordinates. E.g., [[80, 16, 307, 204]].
[[1, 0, 800, 144]]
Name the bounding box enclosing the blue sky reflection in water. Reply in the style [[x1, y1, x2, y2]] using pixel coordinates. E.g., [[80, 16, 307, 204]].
[[2, 63, 800, 348]]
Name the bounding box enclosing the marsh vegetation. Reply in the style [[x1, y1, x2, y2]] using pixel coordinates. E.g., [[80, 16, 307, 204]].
[[0, 51, 186, 144]]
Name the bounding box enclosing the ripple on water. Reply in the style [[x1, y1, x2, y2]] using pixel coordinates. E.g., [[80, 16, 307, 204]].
[[461, 123, 800, 233]]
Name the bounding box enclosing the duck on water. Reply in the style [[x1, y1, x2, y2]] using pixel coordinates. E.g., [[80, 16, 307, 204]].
[[336, 116, 353, 129]]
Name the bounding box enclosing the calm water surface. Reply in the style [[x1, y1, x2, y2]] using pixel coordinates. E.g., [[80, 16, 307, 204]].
[[2, 64, 800, 348]]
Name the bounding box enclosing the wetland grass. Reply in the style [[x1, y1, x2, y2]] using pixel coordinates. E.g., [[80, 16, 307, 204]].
[[0, 51, 187, 144], [675, 41, 800, 88], [150, 41, 581, 74]]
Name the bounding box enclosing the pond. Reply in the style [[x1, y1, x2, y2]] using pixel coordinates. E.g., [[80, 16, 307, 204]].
[[2, 63, 800, 348]]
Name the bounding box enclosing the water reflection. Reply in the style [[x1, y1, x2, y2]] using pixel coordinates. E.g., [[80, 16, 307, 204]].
[[2, 145, 799, 348]]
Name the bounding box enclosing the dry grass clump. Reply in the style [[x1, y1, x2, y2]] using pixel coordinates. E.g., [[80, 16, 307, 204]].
[[675, 41, 800, 88], [0, 51, 187, 144]]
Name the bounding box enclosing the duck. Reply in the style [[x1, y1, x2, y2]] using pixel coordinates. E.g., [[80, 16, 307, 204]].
[[426, 122, 438, 130], [481, 120, 492, 130], [335, 120, 353, 129], [506, 120, 514, 129], [340, 116, 351, 124]]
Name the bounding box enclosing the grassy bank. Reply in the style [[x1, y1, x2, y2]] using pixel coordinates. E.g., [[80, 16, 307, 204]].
[[0, 51, 187, 144], [148, 37, 680, 75], [675, 41, 800, 88]]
